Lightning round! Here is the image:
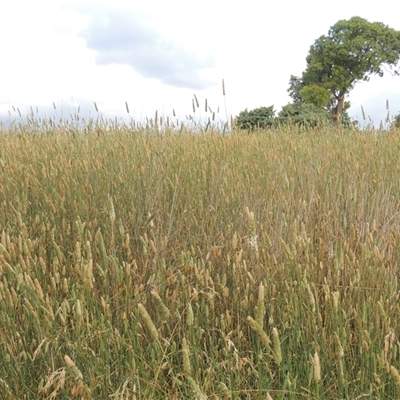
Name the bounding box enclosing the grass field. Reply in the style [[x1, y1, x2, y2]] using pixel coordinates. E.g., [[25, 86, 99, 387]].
[[1, 122, 400, 399]]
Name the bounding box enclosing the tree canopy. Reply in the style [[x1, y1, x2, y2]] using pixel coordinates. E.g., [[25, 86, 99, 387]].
[[292, 16, 400, 125], [300, 85, 331, 108]]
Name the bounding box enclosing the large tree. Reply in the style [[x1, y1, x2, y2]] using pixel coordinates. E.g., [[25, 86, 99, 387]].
[[292, 17, 400, 125]]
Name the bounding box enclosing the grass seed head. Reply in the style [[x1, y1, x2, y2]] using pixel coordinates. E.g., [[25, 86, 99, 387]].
[[187, 376, 206, 400], [272, 327, 282, 366], [150, 289, 171, 321], [391, 366, 400, 388], [313, 352, 321, 383], [247, 316, 270, 347], [64, 355, 83, 381], [255, 282, 265, 327], [109, 196, 116, 224], [138, 303, 159, 342], [182, 337, 191, 375], [34, 278, 44, 301], [85, 259, 93, 289], [76, 299, 82, 317], [186, 302, 194, 327]]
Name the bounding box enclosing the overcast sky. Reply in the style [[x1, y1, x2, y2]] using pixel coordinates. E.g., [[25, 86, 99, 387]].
[[1, 0, 400, 128]]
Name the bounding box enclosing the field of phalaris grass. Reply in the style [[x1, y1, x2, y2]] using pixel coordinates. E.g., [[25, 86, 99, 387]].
[[1, 120, 400, 399]]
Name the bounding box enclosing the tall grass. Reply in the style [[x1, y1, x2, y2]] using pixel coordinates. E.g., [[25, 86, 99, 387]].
[[1, 123, 400, 398]]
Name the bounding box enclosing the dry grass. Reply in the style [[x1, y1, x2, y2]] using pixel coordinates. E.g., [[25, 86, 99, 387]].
[[1, 121, 400, 398]]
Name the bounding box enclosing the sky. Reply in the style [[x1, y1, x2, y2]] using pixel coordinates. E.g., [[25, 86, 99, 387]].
[[1, 0, 400, 128]]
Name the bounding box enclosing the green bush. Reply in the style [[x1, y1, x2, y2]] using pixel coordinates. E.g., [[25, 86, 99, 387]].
[[235, 106, 275, 130], [392, 113, 400, 129], [278, 102, 330, 126]]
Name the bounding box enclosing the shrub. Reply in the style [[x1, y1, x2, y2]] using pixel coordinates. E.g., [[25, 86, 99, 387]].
[[235, 106, 275, 130], [278, 102, 330, 127], [392, 113, 400, 129]]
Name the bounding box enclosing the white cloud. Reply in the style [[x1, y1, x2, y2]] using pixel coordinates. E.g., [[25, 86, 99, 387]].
[[79, 8, 216, 89]]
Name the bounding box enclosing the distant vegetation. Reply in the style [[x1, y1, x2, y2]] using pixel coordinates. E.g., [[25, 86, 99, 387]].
[[236, 16, 400, 128], [393, 113, 400, 129], [235, 103, 331, 130], [235, 106, 275, 130]]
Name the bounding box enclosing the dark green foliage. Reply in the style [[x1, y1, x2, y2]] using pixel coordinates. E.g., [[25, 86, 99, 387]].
[[392, 113, 400, 129], [235, 106, 275, 130], [290, 16, 400, 124], [341, 109, 358, 128], [303, 17, 400, 91], [287, 75, 304, 103], [278, 103, 330, 126], [300, 84, 331, 108]]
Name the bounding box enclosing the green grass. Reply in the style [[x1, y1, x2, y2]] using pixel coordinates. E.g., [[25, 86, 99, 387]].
[[1, 122, 400, 399]]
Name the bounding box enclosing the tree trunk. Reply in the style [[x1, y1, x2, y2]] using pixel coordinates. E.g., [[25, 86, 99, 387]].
[[331, 91, 346, 126]]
